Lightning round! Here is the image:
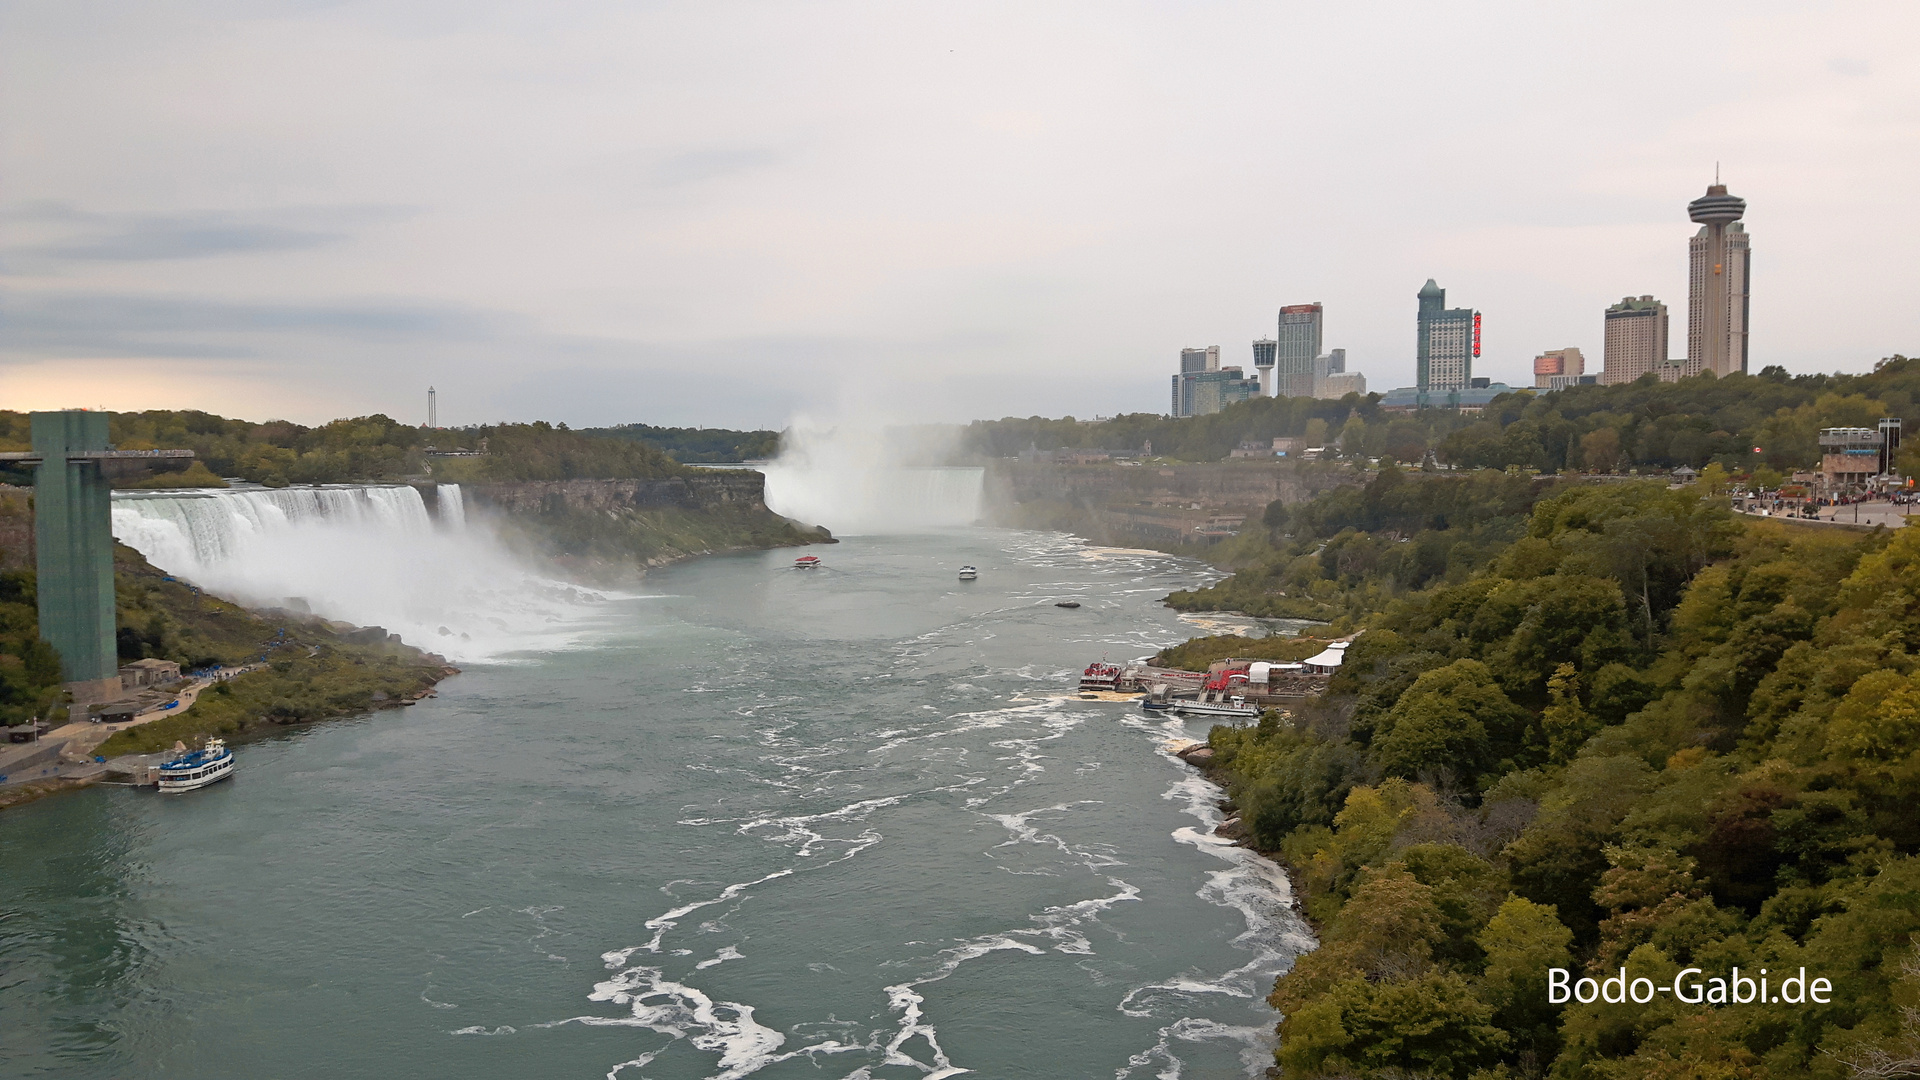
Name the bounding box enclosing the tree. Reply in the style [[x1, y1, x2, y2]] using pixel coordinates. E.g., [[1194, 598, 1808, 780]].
[[1540, 663, 1600, 763], [1477, 896, 1574, 1061], [1277, 972, 1509, 1079], [1581, 427, 1622, 472], [1372, 659, 1530, 787]]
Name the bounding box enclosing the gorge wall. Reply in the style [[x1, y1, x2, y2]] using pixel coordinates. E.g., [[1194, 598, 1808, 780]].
[[457, 471, 772, 516], [461, 471, 831, 578], [983, 459, 1352, 551]]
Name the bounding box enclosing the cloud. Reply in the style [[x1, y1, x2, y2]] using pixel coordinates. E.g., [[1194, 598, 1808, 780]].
[[0, 0, 1915, 426], [2, 202, 413, 266], [648, 146, 787, 187], [0, 290, 506, 358]]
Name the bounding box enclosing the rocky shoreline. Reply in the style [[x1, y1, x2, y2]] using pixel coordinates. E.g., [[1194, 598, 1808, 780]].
[[1167, 738, 1257, 847], [1166, 735, 1309, 1080]]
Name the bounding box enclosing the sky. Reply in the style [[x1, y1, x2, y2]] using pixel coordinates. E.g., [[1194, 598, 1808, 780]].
[[2, 1, 1917, 429]]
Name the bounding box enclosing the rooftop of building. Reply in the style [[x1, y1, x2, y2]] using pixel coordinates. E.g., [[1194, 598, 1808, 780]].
[[1607, 295, 1666, 313]]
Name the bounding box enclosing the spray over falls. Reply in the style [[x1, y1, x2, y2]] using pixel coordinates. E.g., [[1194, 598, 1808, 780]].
[[761, 425, 984, 535], [111, 484, 602, 662]]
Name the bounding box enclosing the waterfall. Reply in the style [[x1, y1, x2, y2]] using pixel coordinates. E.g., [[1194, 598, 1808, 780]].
[[436, 483, 467, 529], [112, 485, 598, 663], [112, 486, 436, 569]]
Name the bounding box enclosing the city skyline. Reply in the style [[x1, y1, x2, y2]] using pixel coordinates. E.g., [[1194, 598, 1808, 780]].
[[1, 3, 1916, 428]]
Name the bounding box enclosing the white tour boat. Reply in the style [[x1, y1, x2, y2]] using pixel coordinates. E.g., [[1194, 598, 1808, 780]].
[[958, 565, 978, 580], [1167, 697, 1261, 720], [1160, 669, 1261, 720], [157, 738, 235, 793]]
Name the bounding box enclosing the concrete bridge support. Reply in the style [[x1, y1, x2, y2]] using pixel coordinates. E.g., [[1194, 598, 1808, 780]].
[[32, 412, 121, 704]]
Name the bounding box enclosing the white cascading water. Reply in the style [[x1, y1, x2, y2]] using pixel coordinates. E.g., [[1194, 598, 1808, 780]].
[[761, 425, 984, 535], [436, 483, 467, 528], [111, 485, 600, 663]]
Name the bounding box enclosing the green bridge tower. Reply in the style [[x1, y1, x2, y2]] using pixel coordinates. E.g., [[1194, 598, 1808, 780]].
[[1, 411, 195, 705]]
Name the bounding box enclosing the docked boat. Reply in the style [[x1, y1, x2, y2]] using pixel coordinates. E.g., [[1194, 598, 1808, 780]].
[[958, 565, 977, 580], [1167, 697, 1261, 720], [1079, 662, 1124, 691], [157, 738, 235, 793], [1155, 669, 1262, 720], [794, 555, 821, 569]]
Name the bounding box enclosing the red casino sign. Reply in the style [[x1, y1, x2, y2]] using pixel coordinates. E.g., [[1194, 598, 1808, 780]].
[[1472, 313, 1482, 358]]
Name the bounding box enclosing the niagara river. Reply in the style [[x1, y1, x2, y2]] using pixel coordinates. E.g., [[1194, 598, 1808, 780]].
[[0, 528, 1313, 1078]]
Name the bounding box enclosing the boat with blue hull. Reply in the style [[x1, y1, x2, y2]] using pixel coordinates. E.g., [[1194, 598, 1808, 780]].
[[157, 738, 235, 793]]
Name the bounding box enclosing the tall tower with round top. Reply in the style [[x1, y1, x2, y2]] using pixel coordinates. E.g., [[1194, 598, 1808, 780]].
[[1687, 183, 1750, 378]]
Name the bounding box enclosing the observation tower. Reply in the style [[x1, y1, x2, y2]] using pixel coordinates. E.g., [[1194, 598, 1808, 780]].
[[1687, 182, 1749, 377]]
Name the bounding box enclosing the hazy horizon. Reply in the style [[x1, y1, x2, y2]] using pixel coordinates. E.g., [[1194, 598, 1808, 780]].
[[4, 1, 1917, 429]]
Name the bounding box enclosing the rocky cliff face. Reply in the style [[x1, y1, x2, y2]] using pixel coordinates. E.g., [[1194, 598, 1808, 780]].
[[460, 472, 770, 516], [983, 459, 1350, 552], [456, 471, 828, 578]]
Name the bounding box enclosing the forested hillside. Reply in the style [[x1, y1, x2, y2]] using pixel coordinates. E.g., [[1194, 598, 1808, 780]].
[[581, 423, 780, 462], [1196, 476, 1920, 1078], [1165, 467, 1555, 623], [0, 411, 687, 486], [964, 355, 1920, 472], [0, 544, 450, 739]]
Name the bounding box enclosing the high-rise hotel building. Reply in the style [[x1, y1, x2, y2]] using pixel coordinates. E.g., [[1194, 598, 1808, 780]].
[[1533, 347, 1586, 388], [1416, 279, 1476, 392], [1601, 296, 1672, 384], [1686, 184, 1750, 378], [1170, 345, 1257, 417], [1180, 346, 1220, 374], [1273, 304, 1323, 398]]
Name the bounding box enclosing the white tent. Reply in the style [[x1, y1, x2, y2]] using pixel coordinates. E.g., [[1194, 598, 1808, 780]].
[[1303, 641, 1350, 673]]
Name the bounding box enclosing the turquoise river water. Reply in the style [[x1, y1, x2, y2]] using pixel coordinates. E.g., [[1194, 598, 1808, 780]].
[[0, 530, 1312, 1079]]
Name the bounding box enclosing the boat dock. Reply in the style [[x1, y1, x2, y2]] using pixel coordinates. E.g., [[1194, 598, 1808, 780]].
[[1078, 641, 1350, 705]]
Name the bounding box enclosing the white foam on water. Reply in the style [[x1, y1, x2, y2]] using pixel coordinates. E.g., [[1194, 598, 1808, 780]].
[[603, 869, 795, 959], [1116, 1017, 1279, 1080], [1110, 763, 1316, 1075], [552, 959, 868, 1079], [984, 801, 1124, 874], [567, 965, 791, 1078], [111, 484, 605, 662], [871, 876, 1144, 1075], [695, 945, 744, 971]]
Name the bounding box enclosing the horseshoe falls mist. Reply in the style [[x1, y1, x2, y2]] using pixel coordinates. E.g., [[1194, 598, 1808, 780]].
[[10, 472, 1314, 1078], [111, 485, 601, 662], [760, 425, 986, 534]]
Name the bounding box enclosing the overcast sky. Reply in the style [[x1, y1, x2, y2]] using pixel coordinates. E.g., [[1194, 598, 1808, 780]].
[[3, 1, 1917, 429]]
